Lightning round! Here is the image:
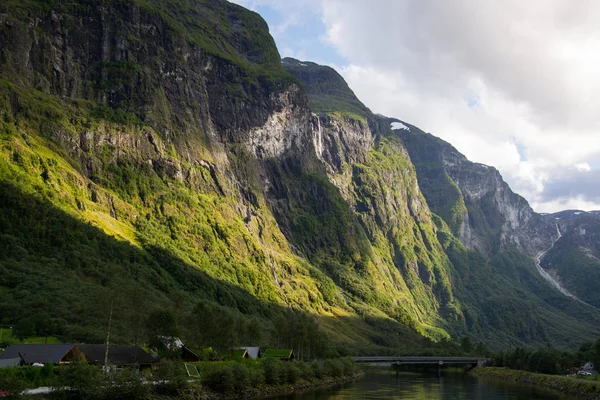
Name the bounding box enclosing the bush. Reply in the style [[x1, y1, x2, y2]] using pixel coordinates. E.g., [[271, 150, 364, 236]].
[[53, 358, 105, 400], [231, 363, 250, 393], [202, 366, 235, 394], [104, 368, 151, 400], [262, 358, 282, 385], [310, 361, 325, 379], [295, 361, 314, 382], [0, 370, 27, 400], [154, 359, 189, 395], [281, 362, 300, 384], [340, 357, 357, 376], [248, 365, 265, 386], [324, 359, 343, 378]]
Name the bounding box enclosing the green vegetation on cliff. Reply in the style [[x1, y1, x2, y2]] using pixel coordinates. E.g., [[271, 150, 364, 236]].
[[282, 58, 370, 121]]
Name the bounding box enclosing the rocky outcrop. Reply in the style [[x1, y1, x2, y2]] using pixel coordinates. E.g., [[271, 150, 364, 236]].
[[398, 126, 558, 258]]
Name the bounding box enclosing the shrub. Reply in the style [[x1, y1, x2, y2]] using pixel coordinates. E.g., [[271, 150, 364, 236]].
[[295, 361, 314, 382], [340, 357, 357, 376], [231, 363, 250, 393], [202, 366, 235, 394], [248, 365, 265, 386], [324, 359, 343, 378], [104, 368, 150, 400], [262, 358, 282, 385], [54, 358, 105, 400], [310, 361, 325, 379], [154, 360, 189, 395], [0, 370, 27, 400], [281, 362, 300, 384]]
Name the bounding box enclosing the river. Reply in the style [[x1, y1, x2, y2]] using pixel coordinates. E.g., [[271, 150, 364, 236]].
[[270, 368, 578, 400]]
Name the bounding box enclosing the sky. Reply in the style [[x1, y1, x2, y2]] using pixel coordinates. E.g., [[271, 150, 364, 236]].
[[230, 0, 600, 213]]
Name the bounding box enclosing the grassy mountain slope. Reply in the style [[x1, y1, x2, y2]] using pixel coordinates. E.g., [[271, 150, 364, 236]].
[[281, 58, 370, 122]]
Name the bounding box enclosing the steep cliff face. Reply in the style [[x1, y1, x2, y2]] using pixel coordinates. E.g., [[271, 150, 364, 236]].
[[397, 126, 558, 258], [541, 212, 600, 308]]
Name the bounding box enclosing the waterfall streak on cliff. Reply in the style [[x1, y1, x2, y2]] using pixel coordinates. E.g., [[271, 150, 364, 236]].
[[535, 225, 600, 310]]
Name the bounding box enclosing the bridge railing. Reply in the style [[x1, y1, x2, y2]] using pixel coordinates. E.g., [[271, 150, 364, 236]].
[[353, 356, 489, 365]]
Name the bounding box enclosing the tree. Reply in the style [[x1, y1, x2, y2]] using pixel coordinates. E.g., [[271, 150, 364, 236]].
[[460, 336, 473, 354], [14, 318, 35, 342], [31, 312, 52, 342], [146, 309, 179, 343], [591, 337, 600, 368]]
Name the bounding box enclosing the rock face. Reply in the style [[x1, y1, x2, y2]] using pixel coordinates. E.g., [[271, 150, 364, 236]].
[[542, 211, 600, 308], [397, 126, 558, 258]]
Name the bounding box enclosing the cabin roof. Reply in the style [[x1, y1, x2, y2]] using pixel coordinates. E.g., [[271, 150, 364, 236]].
[[0, 344, 76, 364], [78, 345, 155, 366]]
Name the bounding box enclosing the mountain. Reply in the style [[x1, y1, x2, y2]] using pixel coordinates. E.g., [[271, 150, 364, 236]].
[[396, 126, 558, 258], [283, 58, 600, 348], [281, 57, 371, 122], [0, 0, 599, 352], [541, 211, 600, 308]]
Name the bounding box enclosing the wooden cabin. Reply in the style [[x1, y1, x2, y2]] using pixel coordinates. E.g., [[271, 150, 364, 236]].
[[0, 344, 81, 365], [78, 345, 156, 370]]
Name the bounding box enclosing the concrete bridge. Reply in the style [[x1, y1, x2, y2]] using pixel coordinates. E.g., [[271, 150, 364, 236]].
[[353, 356, 489, 367]]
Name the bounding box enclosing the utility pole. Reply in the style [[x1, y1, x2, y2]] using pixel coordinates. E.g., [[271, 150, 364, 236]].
[[104, 299, 114, 372]]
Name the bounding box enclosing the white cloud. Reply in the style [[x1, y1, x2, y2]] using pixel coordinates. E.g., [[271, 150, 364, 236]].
[[575, 162, 592, 172], [315, 0, 600, 212], [230, 0, 600, 211]]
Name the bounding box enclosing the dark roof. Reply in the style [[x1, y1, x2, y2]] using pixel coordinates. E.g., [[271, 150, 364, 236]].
[[0, 344, 76, 364], [79, 345, 155, 366]]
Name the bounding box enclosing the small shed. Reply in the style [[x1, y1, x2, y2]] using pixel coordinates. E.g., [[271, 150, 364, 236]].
[[262, 349, 294, 361], [0, 344, 80, 365], [234, 347, 261, 360], [79, 345, 156, 369], [157, 336, 200, 362]]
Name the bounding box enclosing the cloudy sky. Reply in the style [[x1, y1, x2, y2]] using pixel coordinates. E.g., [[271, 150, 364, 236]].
[[231, 0, 600, 213]]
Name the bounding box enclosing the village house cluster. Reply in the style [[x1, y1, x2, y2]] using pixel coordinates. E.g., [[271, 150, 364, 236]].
[[0, 342, 295, 370]]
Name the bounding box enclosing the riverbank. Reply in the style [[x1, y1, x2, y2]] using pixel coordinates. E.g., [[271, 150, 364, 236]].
[[198, 370, 364, 399], [471, 367, 600, 400]]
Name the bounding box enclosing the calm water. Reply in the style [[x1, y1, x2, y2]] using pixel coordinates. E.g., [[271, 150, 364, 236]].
[[270, 368, 577, 400]]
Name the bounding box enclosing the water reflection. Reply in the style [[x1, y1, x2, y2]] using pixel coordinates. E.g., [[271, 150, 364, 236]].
[[271, 367, 576, 400]]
